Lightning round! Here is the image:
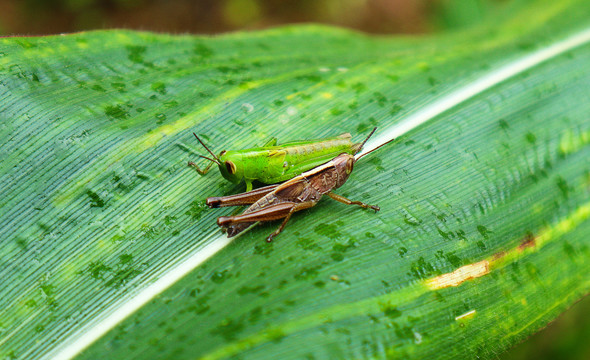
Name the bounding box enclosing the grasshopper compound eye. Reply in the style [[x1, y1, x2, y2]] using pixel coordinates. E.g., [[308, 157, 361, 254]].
[[225, 161, 237, 175], [346, 158, 354, 174]]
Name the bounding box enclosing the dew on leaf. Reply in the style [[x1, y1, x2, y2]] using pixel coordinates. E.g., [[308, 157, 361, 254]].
[[185, 200, 207, 220], [380, 303, 402, 319], [352, 82, 366, 94], [399, 247, 408, 257], [211, 270, 228, 284], [403, 215, 421, 226], [151, 82, 167, 95], [408, 257, 435, 279], [211, 318, 244, 341], [104, 104, 130, 120], [477, 225, 492, 239], [386, 74, 400, 82], [390, 104, 403, 116], [314, 223, 341, 239], [296, 237, 321, 251], [476, 241, 487, 251], [237, 285, 265, 295], [556, 176, 572, 199], [193, 43, 214, 58], [111, 82, 126, 92], [499, 119, 509, 130], [417, 62, 430, 71], [330, 108, 344, 116], [373, 92, 387, 107], [155, 113, 167, 123], [525, 132, 537, 144], [249, 306, 262, 324], [331, 252, 344, 261], [86, 190, 105, 208], [34, 324, 45, 333], [86, 260, 112, 280], [126, 45, 147, 64], [313, 280, 326, 288], [294, 265, 322, 280], [91, 84, 106, 92], [268, 328, 286, 343], [445, 252, 463, 267], [562, 241, 577, 259], [15, 237, 27, 250]]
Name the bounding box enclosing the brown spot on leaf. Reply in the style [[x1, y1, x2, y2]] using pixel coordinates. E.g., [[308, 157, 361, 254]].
[[518, 232, 536, 251], [492, 251, 506, 260]]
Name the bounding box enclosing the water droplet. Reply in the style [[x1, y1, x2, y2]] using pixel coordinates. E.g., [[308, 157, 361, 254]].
[[242, 103, 254, 113]]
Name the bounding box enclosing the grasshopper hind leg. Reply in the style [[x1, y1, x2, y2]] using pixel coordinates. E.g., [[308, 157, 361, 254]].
[[217, 201, 316, 241]]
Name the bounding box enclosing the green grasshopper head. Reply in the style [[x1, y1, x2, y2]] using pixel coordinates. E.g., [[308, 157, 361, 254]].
[[217, 150, 244, 184], [192, 132, 244, 184]]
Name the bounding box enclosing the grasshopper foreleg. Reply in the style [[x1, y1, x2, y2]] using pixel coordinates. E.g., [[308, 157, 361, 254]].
[[327, 192, 380, 212], [188, 160, 213, 175]]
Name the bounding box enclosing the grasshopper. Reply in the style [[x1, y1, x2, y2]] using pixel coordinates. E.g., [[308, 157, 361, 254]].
[[206, 128, 391, 242], [189, 131, 366, 192]]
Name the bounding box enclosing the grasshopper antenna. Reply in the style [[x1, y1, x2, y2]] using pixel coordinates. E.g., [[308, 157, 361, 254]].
[[355, 128, 395, 162], [197, 155, 220, 165], [193, 132, 220, 165], [355, 127, 377, 155]]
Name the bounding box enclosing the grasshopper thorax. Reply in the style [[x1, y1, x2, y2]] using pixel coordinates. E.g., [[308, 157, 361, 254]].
[[337, 153, 355, 187]]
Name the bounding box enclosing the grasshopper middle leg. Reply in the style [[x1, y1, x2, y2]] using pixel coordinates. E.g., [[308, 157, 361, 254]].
[[265, 201, 315, 242], [327, 192, 380, 212]]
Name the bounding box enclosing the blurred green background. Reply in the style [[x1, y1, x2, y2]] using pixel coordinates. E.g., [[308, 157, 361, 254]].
[[1, 0, 588, 359]]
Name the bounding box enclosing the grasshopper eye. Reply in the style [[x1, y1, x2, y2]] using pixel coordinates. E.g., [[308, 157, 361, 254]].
[[219, 150, 227, 157], [346, 158, 354, 174], [225, 161, 236, 174]]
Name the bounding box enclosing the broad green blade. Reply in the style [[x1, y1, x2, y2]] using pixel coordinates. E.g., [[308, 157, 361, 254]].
[[1, 1, 589, 359]]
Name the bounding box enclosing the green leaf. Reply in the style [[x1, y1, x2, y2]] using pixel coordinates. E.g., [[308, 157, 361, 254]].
[[1, 1, 589, 359]]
